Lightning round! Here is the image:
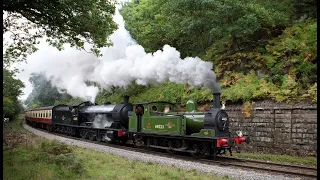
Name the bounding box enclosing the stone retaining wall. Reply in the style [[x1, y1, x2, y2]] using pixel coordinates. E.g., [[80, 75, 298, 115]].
[[225, 103, 317, 157]]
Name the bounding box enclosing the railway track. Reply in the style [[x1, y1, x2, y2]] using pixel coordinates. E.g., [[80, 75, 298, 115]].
[[25, 123, 317, 179], [214, 156, 317, 179]]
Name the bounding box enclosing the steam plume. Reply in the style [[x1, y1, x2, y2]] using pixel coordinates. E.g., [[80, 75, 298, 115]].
[[92, 114, 113, 128]]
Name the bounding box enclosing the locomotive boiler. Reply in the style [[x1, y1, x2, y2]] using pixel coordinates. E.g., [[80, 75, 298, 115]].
[[77, 96, 133, 129]]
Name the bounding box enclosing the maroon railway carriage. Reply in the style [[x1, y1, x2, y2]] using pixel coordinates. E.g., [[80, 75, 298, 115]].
[[25, 106, 53, 126]]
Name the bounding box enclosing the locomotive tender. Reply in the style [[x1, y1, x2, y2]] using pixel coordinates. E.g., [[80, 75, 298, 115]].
[[25, 92, 249, 159]]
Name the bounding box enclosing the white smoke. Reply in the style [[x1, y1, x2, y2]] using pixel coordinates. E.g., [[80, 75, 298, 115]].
[[92, 114, 113, 128], [18, 4, 220, 103]]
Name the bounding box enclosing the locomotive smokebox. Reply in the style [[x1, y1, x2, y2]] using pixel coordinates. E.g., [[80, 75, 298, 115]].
[[212, 92, 221, 109]]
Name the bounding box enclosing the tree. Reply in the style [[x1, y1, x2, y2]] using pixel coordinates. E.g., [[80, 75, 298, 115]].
[[25, 73, 63, 107], [291, 0, 317, 20], [3, 0, 118, 67], [121, 0, 293, 57], [3, 68, 25, 119]]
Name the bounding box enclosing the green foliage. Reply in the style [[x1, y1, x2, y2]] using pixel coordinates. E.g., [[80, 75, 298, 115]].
[[95, 81, 213, 106], [291, 0, 317, 20], [207, 20, 317, 103], [302, 83, 317, 103], [54, 97, 85, 106], [264, 20, 317, 83], [121, 0, 292, 57], [3, 0, 117, 67], [221, 71, 274, 102], [41, 140, 73, 156], [3, 68, 25, 119]]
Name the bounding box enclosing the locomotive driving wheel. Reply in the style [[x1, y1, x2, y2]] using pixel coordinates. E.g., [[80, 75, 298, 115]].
[[175, 140, 182, 149], [166, 140, 174, 154], [89, 133, 96, 141], [200, 143, 209, 158], [153, 138, 158, 146], [96, 135, 102, 143], [190, 144, 200, 157], [80, 129, 88, 139], [146, 138, 151, 147], [68, 127, 72, 136]]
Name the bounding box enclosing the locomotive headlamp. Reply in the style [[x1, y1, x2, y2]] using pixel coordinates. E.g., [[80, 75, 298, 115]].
[[236, 130, 243, 137]]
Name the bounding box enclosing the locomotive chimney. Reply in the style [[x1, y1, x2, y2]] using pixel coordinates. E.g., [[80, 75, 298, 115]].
[[104, 102, 111, 105], [212, 92, 221, 109], [123, 96, 129, 104]]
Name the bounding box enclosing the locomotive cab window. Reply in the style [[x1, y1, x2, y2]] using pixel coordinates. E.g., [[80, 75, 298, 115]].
[[151, 106, 157, 112], [164, 104, 171, 113], [135, 105, 144, 116]]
